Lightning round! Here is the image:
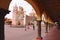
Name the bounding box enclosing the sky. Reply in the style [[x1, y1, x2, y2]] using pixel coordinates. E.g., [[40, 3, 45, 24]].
[[5, 0, 35, 19]]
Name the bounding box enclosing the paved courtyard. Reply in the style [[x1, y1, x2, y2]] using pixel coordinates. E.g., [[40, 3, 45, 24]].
[[5, 25, 46, 40]]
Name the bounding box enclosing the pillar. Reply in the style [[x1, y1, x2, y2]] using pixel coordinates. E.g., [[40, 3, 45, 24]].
[[47, 23, 51, 32], [48, 23, 52, 31], [37, 20, 41, 37], [45, 22, 48, 33], [48, 23, 50, 31], [36, 20, 42, 40], [57, 22, 60, 29], [0, 8, 10, 40]]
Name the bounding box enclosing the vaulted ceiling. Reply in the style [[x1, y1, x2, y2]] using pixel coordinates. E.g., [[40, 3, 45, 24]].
[[40, 0, 60, 22]]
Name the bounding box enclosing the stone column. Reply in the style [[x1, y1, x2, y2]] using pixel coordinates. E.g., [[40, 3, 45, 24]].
[[36, 20, 42, 40], [57, 22, 60, 29], [48, 23, 51, 31], [37, 20, 41, 37], [0, 8, 10, 40], [45, 22, 48, 33]]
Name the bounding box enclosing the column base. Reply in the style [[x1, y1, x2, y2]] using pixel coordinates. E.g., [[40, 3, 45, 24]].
[[36, 37, 42, 40]]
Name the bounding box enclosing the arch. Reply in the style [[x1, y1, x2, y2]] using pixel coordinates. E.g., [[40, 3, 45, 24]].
[[26, 0, 42, 20], [0, 0, 42, 20], [0, 0, 12, 9], [43, 11, 54, 24]]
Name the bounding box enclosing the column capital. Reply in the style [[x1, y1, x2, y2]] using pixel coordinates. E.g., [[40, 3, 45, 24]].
[[36, 20, 42, 22]]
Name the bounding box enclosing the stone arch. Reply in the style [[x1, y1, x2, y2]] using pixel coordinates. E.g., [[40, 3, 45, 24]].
[[0, 0, 12, 9], [26, 0, 42, 20], [0, 0, 43, 39], [7, 0, 42, 20]]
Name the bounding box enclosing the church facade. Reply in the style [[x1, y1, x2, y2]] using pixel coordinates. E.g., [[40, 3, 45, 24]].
[[12, 5, 25, 26]]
